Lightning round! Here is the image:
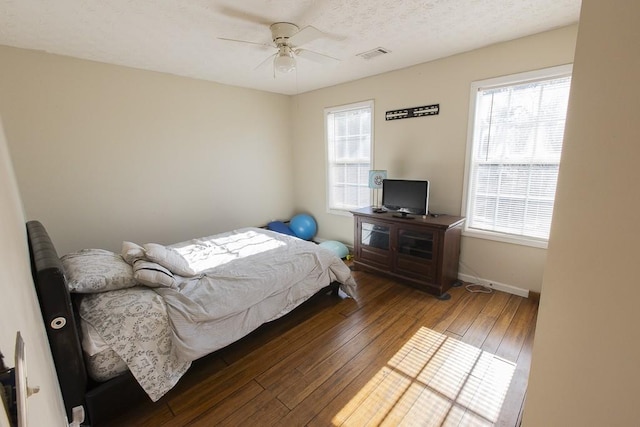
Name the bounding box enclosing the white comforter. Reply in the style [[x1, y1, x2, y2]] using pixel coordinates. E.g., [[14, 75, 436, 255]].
[[156, 228, 356, 361], [80, 227, 356, 401]]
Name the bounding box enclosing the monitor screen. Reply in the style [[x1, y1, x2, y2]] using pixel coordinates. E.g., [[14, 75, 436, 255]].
[[382, 179, 430, 216]]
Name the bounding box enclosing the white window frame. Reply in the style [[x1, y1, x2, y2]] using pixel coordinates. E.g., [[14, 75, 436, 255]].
[[325, 100, 374, 216], [461, 64, 573, 249]]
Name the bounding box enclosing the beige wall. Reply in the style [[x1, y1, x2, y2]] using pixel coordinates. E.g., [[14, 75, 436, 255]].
[[0, 120, 67, 425], [0, 45, 294, 255], [291, 25, 578, 293], [524, 1, 640, 425]]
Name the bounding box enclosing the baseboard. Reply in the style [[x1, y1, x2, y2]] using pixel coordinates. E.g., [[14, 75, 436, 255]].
[[457, 273, 530, 298]]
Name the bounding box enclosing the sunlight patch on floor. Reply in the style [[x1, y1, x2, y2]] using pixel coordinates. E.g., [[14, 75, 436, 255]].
[[333, 327, 516, 426]]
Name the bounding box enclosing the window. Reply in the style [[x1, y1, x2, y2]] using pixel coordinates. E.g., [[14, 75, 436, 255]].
[[326, 100, 374, 214], [462, 65, 572, 248]]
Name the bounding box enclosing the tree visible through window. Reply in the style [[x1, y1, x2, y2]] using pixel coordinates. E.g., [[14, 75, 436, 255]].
[[326, 100, 374, 213], [463, 65, 572, 247]]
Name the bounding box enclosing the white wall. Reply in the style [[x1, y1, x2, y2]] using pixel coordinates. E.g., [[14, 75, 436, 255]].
[[523, 1, 640, 425], [0, 45, 294, 255], [291, 25, 578, 293], [0, 120, 67, 425]]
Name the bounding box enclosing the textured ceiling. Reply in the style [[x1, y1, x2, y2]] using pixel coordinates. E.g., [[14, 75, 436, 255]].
[[0, 0, 581, 95]]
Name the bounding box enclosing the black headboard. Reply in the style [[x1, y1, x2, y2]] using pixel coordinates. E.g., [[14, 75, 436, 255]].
[[26, 221, 87, 421], [26, 221, 148, 426]]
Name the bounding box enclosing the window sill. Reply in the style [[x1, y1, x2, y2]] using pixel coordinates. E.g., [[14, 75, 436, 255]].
[[327, 208, 355, 217], [462, 228, 548, 249]]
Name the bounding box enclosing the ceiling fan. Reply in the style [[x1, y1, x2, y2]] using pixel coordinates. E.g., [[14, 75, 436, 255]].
[[218, 22, 340, 75]]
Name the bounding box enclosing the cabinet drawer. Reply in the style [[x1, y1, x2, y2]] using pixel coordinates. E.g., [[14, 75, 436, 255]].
[[396, 255, 434, 282]]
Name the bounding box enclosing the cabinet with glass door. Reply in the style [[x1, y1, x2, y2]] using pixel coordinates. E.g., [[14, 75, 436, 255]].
[[352, 207, 465, 299]]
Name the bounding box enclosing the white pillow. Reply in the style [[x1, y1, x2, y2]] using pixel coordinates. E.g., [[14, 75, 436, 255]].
[[61, 249, 137, 293], [121, 241, 145, 265], [143, 243, 195, 276], [132, 260, 177, 289]]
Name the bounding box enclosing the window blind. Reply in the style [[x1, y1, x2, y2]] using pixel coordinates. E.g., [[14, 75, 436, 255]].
[[467, 72, 572, 242], [326, 101, 373, 212]]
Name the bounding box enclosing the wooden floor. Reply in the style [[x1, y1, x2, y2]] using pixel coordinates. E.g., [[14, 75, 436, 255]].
[[111, 267, 539, 427]]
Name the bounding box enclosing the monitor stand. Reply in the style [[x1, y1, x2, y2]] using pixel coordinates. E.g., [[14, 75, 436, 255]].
[[392, 212, 415, 219]]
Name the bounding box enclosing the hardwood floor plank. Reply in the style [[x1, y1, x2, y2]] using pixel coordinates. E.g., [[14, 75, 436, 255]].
[[494, 298, 538, 362], [387, 284, 440, 319], [347, 365, 415, 426], [431, 288, 475, 333], [461, 291, 513, 348], [232, 395, 289, 427], [396, 385, 462, 426], [378, 378, 437, 426], [443, 330, 464, 340], [197, 387, 287, 427], [481, 295, 522, 355], [108, 400, 174, 427], [495, 307, 538, 427], [446, 289, 494, 336], [160, 380, 265, 427]]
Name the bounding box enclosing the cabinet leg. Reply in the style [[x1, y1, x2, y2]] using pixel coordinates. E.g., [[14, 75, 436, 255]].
[[437, 293, 451, 301]]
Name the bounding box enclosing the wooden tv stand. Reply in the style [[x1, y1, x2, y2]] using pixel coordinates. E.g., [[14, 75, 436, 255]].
[[351, 207, 465, 299]]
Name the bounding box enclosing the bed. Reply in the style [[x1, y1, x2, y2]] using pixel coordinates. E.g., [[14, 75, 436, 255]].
[[26, 220, 356, 426]]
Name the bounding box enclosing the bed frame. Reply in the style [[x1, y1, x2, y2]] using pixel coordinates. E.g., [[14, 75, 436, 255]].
[[26, 220, 340, 426]]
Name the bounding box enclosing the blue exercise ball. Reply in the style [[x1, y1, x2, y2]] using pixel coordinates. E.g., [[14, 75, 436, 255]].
[[289, 214, 317, 240], [319, 240, 349, 259]]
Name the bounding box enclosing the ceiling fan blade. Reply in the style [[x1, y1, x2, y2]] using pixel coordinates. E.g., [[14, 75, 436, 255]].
[[288, 25, 324, 47], [216, 6, 273, 26], [217, 37, 273, 49], [296, 49, 340, 64]]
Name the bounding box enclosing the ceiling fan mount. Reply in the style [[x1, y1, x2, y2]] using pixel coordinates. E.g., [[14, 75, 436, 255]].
[[269, 22, 299, 45]]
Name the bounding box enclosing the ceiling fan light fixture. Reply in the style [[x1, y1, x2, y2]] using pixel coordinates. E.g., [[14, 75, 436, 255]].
[[274, 46, 296, 73]]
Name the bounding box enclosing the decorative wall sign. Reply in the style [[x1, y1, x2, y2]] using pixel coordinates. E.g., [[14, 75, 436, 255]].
[[385, 104, 440, 121]]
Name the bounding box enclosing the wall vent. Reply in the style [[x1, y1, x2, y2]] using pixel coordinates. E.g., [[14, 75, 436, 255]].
[[357, 47, 391, 60]]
